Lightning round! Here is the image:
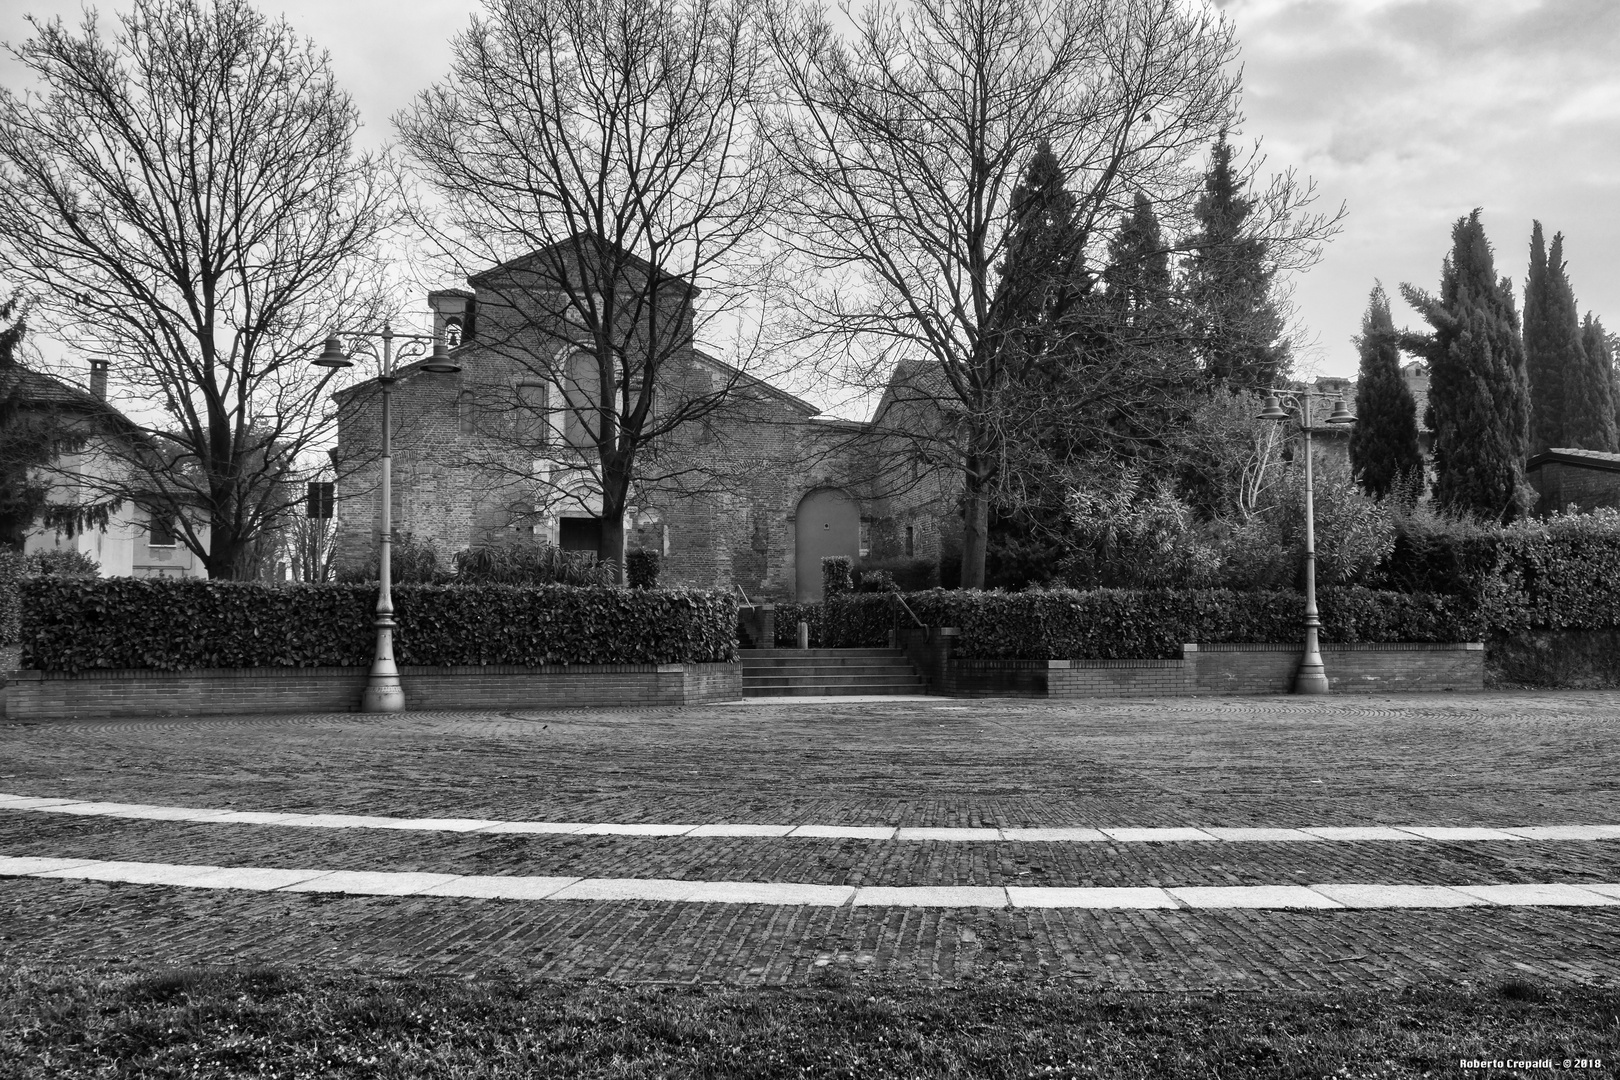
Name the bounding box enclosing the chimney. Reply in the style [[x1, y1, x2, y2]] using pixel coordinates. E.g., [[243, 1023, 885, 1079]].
[[89, 358, 108, 401]]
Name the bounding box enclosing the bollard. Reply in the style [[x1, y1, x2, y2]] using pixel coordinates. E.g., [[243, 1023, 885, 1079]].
[[797, 620, 810, 650]]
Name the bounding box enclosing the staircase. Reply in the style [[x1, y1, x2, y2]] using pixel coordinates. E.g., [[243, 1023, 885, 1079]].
[[741, 648, 925, 697]]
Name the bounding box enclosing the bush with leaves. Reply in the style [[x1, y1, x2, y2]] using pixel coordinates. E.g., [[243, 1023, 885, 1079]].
[[822, 556, 853, 597], [626, 549, 661, 589], [0, 548, 20, 645], [449, 544, 615, 587], [857, 557, 938, 592], [21, 549, 100, 577], [1061, 467, 1221, 588], [336, 534, 449, 585], [21, 577, 737, 673]]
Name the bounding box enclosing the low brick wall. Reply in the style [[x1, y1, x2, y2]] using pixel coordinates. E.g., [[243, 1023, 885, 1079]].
[[3, 662, 742, 720], [899, 628, 1483, 697]]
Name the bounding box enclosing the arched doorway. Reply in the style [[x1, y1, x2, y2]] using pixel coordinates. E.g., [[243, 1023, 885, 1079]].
[[795, 487, 860, 601]]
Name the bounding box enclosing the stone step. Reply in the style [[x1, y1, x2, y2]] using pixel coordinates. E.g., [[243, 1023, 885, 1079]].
[[742, 662, 915, 677], [743, 648, 908, 660], [743, 679, 925, 697], [744, 671, 919, 688]]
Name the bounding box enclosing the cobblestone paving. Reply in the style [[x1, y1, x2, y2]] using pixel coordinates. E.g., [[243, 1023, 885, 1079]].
[[3, 691, 1619, 988]]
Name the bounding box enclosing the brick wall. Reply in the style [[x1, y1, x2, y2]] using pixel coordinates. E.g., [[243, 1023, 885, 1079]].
[[4, 662, 742, 720], [898, 628, 1482, 697]]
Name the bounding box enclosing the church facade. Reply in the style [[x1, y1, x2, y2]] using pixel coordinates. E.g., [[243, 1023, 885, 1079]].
[[329, 242, 959, 601]]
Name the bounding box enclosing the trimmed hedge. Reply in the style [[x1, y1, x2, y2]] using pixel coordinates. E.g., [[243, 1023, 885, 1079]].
[[21, 578, 738, 673], [1482, 511, 1620, 635], [0, 549, 21, 646], [772, 602, 824, 647], [821, 587, 1477, 660]]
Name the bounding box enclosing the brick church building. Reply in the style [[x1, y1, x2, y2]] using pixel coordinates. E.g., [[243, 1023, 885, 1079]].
[[330, 240, 957, 601]]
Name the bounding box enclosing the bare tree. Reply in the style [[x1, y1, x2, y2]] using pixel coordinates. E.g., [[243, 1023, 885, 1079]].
[[0, 0, 390, 578], [764, 0, 1339, 587], [395, 0, 788, 581]]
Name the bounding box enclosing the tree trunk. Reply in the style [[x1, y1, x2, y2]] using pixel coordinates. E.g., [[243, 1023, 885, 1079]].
[[600, 451, 632, 586], [959, 461, 990, 590]]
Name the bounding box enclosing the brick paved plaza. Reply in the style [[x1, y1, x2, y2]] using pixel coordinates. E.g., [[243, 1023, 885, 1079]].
[[3, 691, 1619, 990]]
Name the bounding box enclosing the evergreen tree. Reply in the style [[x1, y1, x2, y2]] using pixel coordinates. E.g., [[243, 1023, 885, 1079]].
[[1522, 222, 1563, 454], [1103, 192, 1171, 318], [1400, 210, 1531, 523], [1587, 313, 1620, 440], [1348, 284, 1423, 501], [0, 299, 91, 548], [990, 140, 1088, 372], [1555, 238, 1617, 452], [1185, 134, 1289, 390]]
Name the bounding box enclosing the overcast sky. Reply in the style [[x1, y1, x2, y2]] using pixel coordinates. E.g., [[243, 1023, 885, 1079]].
[[3, 0, 1616, 382]]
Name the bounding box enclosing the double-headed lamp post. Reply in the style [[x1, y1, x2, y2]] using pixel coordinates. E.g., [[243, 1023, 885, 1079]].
[[315, 323, 460, 713], [1256, 386, 1356, 695]]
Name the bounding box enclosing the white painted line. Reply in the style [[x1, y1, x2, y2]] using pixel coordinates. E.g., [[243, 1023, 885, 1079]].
[[377, 819, 502, 833], [179, 867, 335, 892], [1171, 886, 1344, 910], [1395, 827, 1522, 842], [681, 881, 856, 905], [852, 886, 1008, 907], [1453, 884, 1620, 907], [1501, 826, 1620, 841], [1201, 828, 1323, 843], [1301, 827, 1425, 841], [787, 825, 896, 840], [116, 806, 241, 822], [1102, 828, 1217, 843], [36, 860, 228, 887], [10, 856, 1620, 910], [0, 796, 85, 809], [209, 811, 312, 825], [573, 823, 697, 837], [896, 827, 1002, 842], [47, 801, 157, 817], [1309, 884, 1488, 909], [278, 871, 463, 896], [1001, 828, 1110, 842], [547, 878, 703, 901], [0, 856, 99, 876], [419, 875, 582, 899], [1581, 883, 1620, 901], [1006, 886, 1176, 909], [685, 824, 797, 838]]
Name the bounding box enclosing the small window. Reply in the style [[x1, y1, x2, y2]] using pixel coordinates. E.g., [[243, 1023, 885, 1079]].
[[444, 317, 463, 348], [148, 513, 177, 547], [859, 519, 870, 558], [905, 525, 915, 557]]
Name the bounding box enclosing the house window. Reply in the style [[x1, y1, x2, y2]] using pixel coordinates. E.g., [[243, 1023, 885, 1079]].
[[905, 525, 915, 557], [148, 512, 177, 547], [859, 519, 870, 558], [515, 382, 549, 446]]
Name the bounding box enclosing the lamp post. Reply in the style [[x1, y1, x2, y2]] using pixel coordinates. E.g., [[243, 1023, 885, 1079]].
[[315, 324, 460, 712], [1256, 386, 1356, 694]]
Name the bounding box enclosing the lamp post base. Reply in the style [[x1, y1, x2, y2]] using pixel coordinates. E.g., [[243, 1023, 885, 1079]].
[[1293, 664, 1330, 695], [361, 676, 406, 713]]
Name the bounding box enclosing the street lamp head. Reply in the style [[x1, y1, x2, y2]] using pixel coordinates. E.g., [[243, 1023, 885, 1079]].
[[1255, 393, 1291, 422], [418, 342, 461, 375], [1326, 398, 1357, 425], [312, 335, 352, 369]]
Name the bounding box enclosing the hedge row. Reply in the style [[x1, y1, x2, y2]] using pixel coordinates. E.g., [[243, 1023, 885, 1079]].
[[21, 578, 738, 673], [0, 549, 21, 647], [820, 587, 1476, 660]]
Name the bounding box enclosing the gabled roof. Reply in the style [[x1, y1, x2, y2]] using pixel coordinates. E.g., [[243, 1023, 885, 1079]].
[[692, 348, 819, 417], [468, 233, 701, 296], [1527, 447, 1620, 474]]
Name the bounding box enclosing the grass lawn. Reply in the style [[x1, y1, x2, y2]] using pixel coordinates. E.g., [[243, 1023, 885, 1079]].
[[2, 964, 1616, 1078]]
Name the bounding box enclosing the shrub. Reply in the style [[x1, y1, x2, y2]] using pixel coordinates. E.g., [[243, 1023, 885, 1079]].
[[1373, 501, 1501, 598], [0, 548, 21, 646], [821, 556, 853, 597], [859, 557, 939, 592], [335, 534, 448, 584], [821, 587, 1475, 658], [449, 544, 614, 587], [20, 578, 737, 673], [1481, 509, 1620, 635], [21, 549, 100, 577], [772, 602, 823, 647], [626, 549, 660, 589], [1061, 468, 1221, 588], [855, 569, 895, 593]]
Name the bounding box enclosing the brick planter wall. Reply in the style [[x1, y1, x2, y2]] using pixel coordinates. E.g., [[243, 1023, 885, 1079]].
[[898, 628, 1483, 697], [3, 662, 741, 720]]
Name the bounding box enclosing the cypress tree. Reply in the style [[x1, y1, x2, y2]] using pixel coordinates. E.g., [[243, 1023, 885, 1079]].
[[1555, 239, 1617, 452], [1103, 192, 1171, 319], [1522, 222, 1562, 454], [1185, 134, 1289, 390], [1587, 313, 1620, 439], [1400, 210, 1531, 523], [1348, 284, 1423, 501]]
